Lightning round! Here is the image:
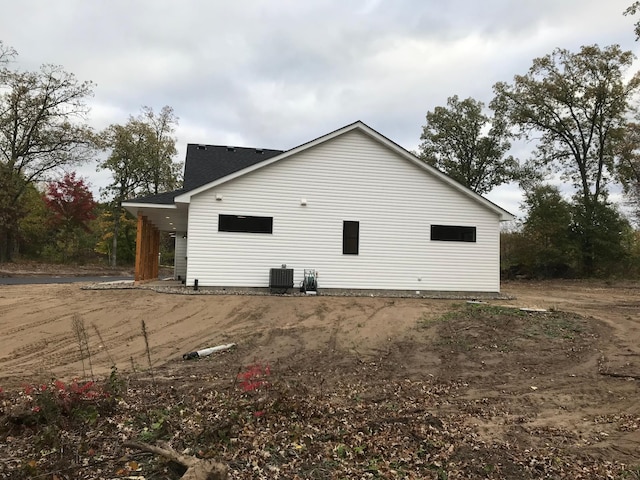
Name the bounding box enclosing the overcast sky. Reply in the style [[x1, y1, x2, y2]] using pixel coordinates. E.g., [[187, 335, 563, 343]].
[[1, 0, 639, 218]]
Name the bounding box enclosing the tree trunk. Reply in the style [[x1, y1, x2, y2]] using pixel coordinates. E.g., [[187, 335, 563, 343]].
[[581, 236, 594, 276], [0, 224, 15, 263], [0, 227, 9, 263], [580, 200, 596, 276]]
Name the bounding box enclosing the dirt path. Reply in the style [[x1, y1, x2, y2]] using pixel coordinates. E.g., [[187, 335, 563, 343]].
[[499, 280, 640, 462], [502, 280, 640, 375]]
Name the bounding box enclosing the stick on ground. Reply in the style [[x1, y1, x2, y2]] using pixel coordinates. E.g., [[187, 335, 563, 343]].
[[124, 440, 227, 480]]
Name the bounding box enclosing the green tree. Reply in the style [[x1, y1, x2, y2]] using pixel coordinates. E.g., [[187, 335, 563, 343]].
[[93, 207, 137, 265], [0, 46, 94, 262], [500, 220, 526, 276], [419, 95, 517, 195], [97, 122, 148, 267], [97, 106, 180, 266], [138, 105, 182, 196], [521, 185, 575, 277], [17, 183, 50, 258], [624, 2, 640, 39], [617, 121, 640, 223], [569, 197, 635, 275], [493, 44, 640, 273]]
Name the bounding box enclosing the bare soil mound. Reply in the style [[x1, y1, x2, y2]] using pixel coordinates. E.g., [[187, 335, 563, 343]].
[[0, 280, 638, 478]]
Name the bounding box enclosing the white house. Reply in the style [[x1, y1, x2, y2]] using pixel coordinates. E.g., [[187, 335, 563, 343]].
[[123, 121, 514, 293]]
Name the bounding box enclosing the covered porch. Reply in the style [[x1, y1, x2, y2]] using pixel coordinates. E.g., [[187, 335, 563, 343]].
[[122, 198, 188, 283]]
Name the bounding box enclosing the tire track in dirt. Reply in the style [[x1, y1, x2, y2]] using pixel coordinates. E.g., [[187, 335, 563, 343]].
[[139, 300, 273, 362], [0, 299, 25, 319], [0, 295, 136, 378], [503, 282, 640, 379], [0, 286, 149, 381], [248, 326, 309, 362], [3, 313, 74, 336], [0, 337, 79, 377]]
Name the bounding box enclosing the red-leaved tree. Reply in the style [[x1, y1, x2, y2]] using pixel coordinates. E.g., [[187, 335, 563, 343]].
[[44, 172, 97, 232], [43, 172, 97, 261]]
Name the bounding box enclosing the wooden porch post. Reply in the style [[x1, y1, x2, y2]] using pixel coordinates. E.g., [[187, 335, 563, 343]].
[[134, 213, 161, 284]]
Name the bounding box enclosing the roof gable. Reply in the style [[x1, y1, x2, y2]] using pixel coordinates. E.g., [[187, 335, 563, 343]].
[[174, 121, 515, 221]]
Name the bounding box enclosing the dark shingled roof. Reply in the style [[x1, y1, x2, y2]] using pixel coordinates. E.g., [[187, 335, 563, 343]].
[[126, 143, 284, 204], [183, 144, 284, 191]]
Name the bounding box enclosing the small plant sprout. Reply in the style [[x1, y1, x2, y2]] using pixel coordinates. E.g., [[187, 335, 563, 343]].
[[92, 322, 116, 367], [72, 314, 94, 380], [141, 320, 156, 388]]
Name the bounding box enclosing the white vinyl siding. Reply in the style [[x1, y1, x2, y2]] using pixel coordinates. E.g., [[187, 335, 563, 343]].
[[174, 233, 187, 280], [186, 129, 501, 292]]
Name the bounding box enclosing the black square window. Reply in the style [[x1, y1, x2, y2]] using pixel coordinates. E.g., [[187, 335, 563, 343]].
[[343, 221, 359, 255]]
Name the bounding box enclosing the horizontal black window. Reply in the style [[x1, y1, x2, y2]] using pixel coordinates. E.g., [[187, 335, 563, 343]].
[[431, 225, 476, 242], [343, 220, 359, 255], [218, 214, 273, 234]]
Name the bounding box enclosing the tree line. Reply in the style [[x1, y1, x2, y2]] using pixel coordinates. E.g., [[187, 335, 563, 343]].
[[3, 5, 640, 277], [419, 43, 640, 278], [0, 41, 181, 266]]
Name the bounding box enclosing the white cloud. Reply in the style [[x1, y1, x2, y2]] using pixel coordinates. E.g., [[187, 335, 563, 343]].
[[1, 0, 638, 216]]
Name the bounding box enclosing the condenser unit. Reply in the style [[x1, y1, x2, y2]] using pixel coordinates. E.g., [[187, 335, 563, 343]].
[[269, 267, 294, 293]]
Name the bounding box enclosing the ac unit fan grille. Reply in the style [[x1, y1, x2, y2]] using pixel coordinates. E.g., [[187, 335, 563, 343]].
[[269, 268, 294, 291]]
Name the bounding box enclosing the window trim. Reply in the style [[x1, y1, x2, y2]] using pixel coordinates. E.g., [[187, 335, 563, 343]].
[[430, 224, 476, 242], [218, 214, 273, 234], [343, 220, 359, 255]]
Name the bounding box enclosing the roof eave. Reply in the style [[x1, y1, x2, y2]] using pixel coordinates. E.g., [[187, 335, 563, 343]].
[[121, 202, 178, 219], [121, 201, 177, 210]]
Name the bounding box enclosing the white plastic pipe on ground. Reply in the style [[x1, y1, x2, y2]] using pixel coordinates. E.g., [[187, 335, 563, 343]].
[[183, 343, 236, 360]]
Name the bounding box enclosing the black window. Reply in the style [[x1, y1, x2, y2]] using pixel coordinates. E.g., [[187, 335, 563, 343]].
[[343, 221, 359, 255], [218, 214, 273, 234], [431, 225, 476, 242]]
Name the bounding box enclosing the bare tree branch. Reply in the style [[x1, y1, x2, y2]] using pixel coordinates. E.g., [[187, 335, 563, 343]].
[[124, 440, 228, 480]]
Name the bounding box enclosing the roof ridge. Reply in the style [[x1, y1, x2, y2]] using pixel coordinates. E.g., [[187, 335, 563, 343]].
[[187, 143, 284, 151]]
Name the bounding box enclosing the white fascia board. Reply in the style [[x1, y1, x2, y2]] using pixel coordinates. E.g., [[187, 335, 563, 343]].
[[121, 202, 177, 217], [121, 202, 177, 210]]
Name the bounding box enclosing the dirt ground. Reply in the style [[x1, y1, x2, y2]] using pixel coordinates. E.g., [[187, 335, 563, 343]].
[[0, 278, 639, 476]]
